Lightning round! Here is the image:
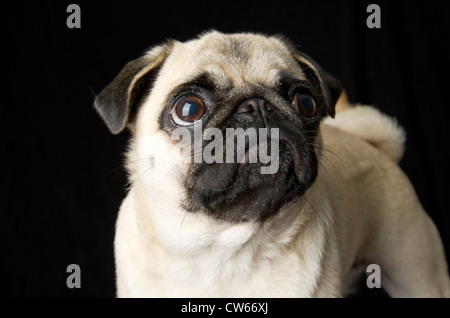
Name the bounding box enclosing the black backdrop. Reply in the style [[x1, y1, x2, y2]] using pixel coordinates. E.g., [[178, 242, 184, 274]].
[[2, 0, 450, 298]]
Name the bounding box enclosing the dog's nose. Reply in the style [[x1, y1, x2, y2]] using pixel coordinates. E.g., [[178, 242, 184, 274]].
[[236, 98, 275, 119]]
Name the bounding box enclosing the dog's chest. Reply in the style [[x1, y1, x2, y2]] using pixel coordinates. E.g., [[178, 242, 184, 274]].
[[142, 248, 315, 297], [115, 191, 329, 297]]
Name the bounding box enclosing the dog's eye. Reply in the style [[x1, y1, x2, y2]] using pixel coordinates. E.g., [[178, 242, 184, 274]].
[[292, 92, 317, 118], [172, 95, 207, 125]]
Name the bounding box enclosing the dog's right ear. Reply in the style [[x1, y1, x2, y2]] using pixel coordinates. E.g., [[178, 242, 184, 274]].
[[94, 41, 173, 134]]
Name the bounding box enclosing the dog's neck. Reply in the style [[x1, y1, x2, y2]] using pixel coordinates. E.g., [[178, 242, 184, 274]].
[[129, 180, 331, 296]]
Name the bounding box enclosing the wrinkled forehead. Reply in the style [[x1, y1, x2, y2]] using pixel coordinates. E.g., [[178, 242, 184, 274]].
[[159, 32, 306, 89]]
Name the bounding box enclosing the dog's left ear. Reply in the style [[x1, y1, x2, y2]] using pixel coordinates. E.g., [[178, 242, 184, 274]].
[[292, 51, 342, 118], [94, 41, 174, 134]]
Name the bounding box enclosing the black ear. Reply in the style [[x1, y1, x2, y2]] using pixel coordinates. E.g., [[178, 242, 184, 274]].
[[94, 42, 173, 134], [292, 51, 342, 118]]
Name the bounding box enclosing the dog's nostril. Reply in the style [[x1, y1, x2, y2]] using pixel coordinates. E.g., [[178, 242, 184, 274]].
[[236, 102, 255, 114], [236, 98, 274, 114]]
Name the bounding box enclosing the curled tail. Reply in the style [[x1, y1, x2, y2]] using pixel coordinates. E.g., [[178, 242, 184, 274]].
[[323, 105, 406, 163]]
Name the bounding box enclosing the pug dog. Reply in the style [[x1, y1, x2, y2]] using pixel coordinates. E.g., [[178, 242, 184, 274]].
[[94, 31, 450, 297]]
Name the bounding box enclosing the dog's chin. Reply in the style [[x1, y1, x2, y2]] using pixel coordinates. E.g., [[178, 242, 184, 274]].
[[184, 138, 318, 223]]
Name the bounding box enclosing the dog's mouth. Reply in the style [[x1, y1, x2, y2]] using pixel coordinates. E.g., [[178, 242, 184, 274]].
[[183, 128, 318, 223]]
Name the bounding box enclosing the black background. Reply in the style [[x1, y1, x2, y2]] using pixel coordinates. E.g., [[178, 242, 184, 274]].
[[2, 0, 450, 298]]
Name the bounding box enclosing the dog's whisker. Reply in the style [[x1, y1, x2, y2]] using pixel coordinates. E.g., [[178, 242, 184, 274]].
[[105, 165, 125, 177], [178, 210, 189, 249], [309, 143, 341, 161], [303, 195, 328, 229]]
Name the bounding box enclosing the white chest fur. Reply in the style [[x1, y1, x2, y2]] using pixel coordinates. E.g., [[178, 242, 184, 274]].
[[114, 183, 336, 298]]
